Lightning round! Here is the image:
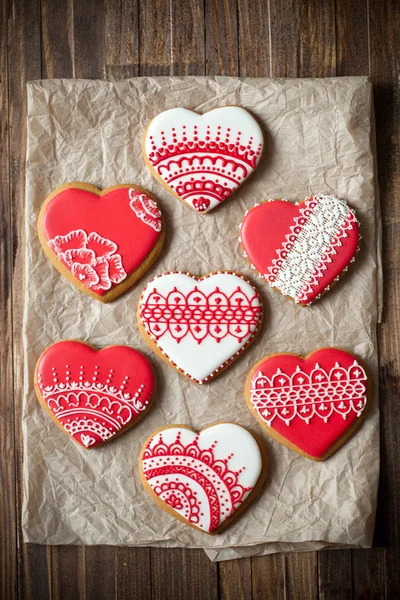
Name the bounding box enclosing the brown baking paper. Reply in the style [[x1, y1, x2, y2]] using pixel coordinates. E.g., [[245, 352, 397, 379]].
[[22, 77, 380, 559]]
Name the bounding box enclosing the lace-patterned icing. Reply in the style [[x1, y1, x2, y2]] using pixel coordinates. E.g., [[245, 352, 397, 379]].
[[250, 360, 367, 426], [144, 107, 264, 213], [35, 342, 155, 448], [240, 194, 360, 305], [266, 195, 357, 303], [141, 424, 263, 532], [138, 272, 263, 384], [246, 349, 369, 460]]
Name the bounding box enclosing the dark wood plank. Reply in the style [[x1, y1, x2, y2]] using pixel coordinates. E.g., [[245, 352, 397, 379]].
[[269, 0, 336, 77], [171, 0, 205, 75], [21, 545, 52, 600], [369, 0, 400, 550], [285, 553, 318, 600], [205, 0, 239, 76], [238, 0, 270, 77], [384, 549, 400, 599], [72, 0, 106, 78], [7, 0, 44, 598], [318, 550, 352, 600], [139, 0, 172, 76], [352, 549, 385, 600], [335, 0, 369, 76], [116, 548, 151, 600], [0, 2, 15, 597], [219, 557, 251, 600], [251, 554, 285, 600], [84, 546, 116, 600], [151, 548, 218, 600], [52, 546, 85, 600], [105, 0, 139, 79], [41, 0, 73, 78]]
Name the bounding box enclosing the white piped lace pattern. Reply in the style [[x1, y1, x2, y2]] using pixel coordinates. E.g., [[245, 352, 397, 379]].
[[250, 360, 368, 426], [265, 195, 357, 303]]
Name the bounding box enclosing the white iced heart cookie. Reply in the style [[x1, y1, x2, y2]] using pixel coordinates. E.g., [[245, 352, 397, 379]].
[[143, 107, 264, 213], [139, 423, 266, 534], [137, 271, 263, 383]]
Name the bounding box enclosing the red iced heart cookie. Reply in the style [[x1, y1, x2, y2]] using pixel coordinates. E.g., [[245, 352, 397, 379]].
[[245, 348, 369, 460], [240, 194, 360, 305], [143, 107, 264, 214], [34, 340, 155, 448], [38, 183, 166, 302], [139, 423, 267, 534]]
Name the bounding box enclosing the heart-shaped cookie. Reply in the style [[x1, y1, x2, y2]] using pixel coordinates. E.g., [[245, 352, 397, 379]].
[[137, 271, 263, 384], [245, 348, 369, 460], [38, 183, 166, 302], [240, 194, 360, 305], [139, 423, 266, 534], [143, 107, 264, 214], [34, 341, 155, 448]]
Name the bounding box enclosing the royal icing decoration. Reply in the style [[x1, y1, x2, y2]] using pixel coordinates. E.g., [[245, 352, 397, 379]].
[[39, 185, 163, 300], [35, 341, 155, 448], [140, 424, 263, 532], [240, 194, 360, 305], [129, 189, 162, 232], [48, 230, 126, 292], [144, 107, 264, 213], [138, 272, 263, 383], [247, 349, 368, 459]]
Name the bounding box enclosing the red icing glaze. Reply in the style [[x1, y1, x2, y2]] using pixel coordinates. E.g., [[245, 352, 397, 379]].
[[241, 196, 360, 304], [248, 349, 368, 459], [42, 187, 162, 297], [35, 341, 155, 448]]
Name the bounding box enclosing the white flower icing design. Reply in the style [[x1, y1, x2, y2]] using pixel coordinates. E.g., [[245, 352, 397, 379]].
[[48, 229, 127, 292]]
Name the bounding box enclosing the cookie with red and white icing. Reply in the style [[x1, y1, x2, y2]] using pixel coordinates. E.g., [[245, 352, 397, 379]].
[[34, 340, 156, 448], [245, 348, 369, 461], [38, 183, 166, 302], [143, 107, 264, 214], [137, 271, 263, 384], [139, 423, 266, 534], [240, 194, 360, 305]]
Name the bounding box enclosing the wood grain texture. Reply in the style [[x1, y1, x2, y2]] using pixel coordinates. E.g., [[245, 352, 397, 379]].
[[52, 546, 85, 600], [7, 0, 43, 598], [269, 0, 336, 78], [352, 549, 385, 600], [369, 0, 400, 553], [41, 0, 73, 78], [219, 557, 251, 600], [251, 554, 285, 600], [139, 0, 171, 75], [105, 0, 139, 79], [116, 548, 151, 600], [72, 0, 106, 78], [0, 1, 14, 597], [151, 548, 218, 600], [318, 550, 353, 600], [171, 0, 205, 75], [84, 546, 116, 600], [205, 0, 239, 76], [238, 0, 271, 77]]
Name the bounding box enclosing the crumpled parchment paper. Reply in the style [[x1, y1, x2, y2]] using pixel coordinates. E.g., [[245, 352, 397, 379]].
[[22, 76, 380, 561]]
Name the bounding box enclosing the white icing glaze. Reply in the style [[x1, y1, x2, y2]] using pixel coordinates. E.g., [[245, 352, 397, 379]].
[[144, 107, 264, 213], [138, 272, 262, 383], [142, 424, 263, 531]]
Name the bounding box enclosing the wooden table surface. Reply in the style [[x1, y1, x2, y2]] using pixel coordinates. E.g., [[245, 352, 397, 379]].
[[1, 0, 399, 598]]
